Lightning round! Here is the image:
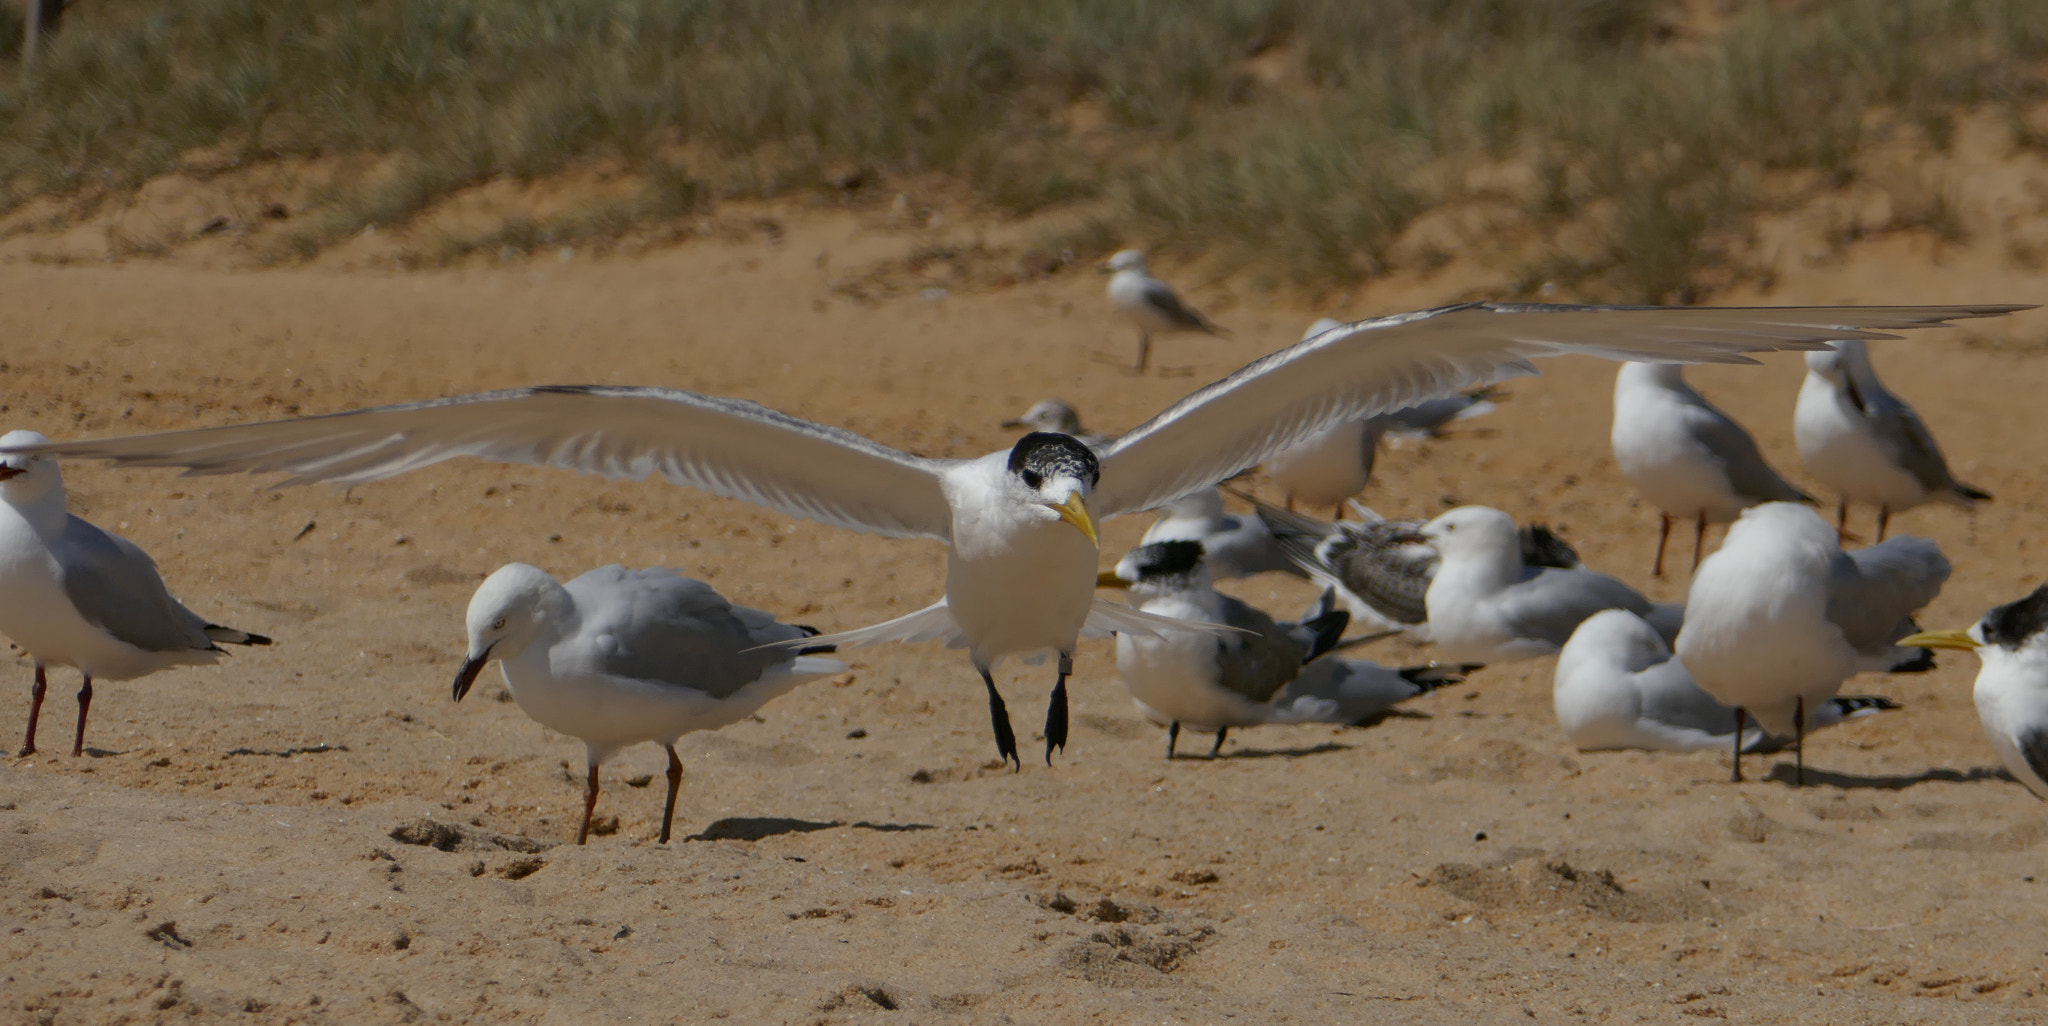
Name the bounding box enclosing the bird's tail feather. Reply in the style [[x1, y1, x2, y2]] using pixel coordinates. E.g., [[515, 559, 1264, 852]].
[[205, 624, 271, 646], [1398, 663, 1481, 693], [1830, 695, 1902, 717], [1299, 589, 1350, 662]]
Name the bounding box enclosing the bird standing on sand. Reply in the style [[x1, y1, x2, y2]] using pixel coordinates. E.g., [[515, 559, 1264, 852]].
[[8, 303, 2019, 771], [452, 563, 845, 844], [0, 430, 270, 757], [1676, 502, 1949, 784], [1612, 363, 1810, 576], [1555, 609, 1898, 754], [1104, 249, 1227, 372], [1412, 506, 1682, 663], [1100, 539, 1470, 757], [1899, 584, 2048, 802], [1795, 339, 1990, 541]]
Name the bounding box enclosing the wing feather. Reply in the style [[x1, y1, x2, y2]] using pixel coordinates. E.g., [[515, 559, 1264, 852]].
[[14, 386, 956, 540], [1092, 303, 2026, 516]]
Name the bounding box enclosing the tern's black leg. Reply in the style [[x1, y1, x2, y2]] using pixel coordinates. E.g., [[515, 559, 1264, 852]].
[[1876, 506, 1890, 542], [1652, 513, 1672, 577], [659, 744, 685, 844], [1166, 722, 1180, 760], [1731, 707, 1745, 783], [980, 668, 1019, 770], [70, 674, 92, 758], [19, 662, 46, 757], [1793, 696, 1806, 787], [1208, 726, 1228, 759], [577, 759, 601, 845], [1043, 653, 1072, 765], [1691, 513, 1708, 572]]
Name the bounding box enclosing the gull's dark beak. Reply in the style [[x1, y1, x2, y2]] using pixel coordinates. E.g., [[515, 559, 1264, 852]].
[[0, 466, 24, 481], [451, 644, 495, 702]]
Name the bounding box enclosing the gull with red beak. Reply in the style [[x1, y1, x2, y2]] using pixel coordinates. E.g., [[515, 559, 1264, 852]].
[[3, 302, 2022, 769], [451, 563, 844, 844], [0, 429, 270, 757]]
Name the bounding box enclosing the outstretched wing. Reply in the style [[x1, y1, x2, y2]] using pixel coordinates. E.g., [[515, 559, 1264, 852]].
[[1091, 303, 2026, 517], [9, 385, 957, 540]]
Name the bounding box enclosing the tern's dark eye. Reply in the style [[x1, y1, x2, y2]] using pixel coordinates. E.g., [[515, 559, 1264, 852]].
[[1021, 469, 1043, 489]]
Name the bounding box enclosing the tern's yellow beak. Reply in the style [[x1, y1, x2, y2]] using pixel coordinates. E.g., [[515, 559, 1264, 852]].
[[1053, 493, 1098, 547], [1896, 628, 1979, 651], [1096, 570, 1129, 589]]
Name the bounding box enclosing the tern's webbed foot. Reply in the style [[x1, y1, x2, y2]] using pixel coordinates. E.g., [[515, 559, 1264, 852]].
[[981, 671, 1019, 771]]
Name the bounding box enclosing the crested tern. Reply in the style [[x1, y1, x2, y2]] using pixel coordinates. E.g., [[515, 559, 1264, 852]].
[[1900, 584, 2048, 801]]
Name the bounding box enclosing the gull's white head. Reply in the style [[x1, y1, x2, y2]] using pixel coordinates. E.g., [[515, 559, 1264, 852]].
[[1104, 540, 1211, 598], [1302, 317, 1345, 343], [452, 563, 566, 701], [1104, 249, 1148, 275], [0, 430, 62, 505], [1002, 398, 1085, 436], [1006, 432, 1100, 547], [1419, 506, 1520, 562]]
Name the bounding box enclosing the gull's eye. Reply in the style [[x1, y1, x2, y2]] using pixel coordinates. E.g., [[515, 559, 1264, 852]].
[[1021, 469, 1043, 489], [492, 617, 507, 631]]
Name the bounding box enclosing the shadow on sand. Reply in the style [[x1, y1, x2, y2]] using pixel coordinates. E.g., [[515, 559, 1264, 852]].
[[1761, 763, 2011, 790], [686, 817, 936, 842]]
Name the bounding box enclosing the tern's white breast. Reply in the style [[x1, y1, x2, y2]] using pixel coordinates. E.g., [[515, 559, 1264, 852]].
[[1974, 652, 2048, 800], [941, 458, 1098, 664]]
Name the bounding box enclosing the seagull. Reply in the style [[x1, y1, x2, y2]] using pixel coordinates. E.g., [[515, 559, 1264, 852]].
[[7, 302, 2018, 769], [1898, 584, 2048, 801], [1555, 609, 1899, 754], [1795, 339, 1991, 540], [1611, 363, 1810, 576], [1250, 495, 1583, 634], [1002, 399, 1111, 449], [1103, 249, 1227, 372], [1409, 506, 1683, 663], [452, 562, 846, 844], [0, 430, 271, 757], [1098, 539, 1474, 757], [1137, 487, 1300, 580], [1676, 502, 1950, 784]]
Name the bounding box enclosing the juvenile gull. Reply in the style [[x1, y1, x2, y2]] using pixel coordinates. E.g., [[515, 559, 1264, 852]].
[[9, 302, 2018, 770], [1251, 495, 1582, 633], [452, 563, 846, 844], [1555, 609, 1898, 754], [1611, 363, 1809, 576], [1676, 502, 1949, 783], [1099, 540, 1473, 757], [1137, 488, 1299, 580], [1795, 339, 1991, 540], [1412, 506, 1681, 663], [1103, 249, 1227, 372], [1900, 584, 2048, 801], [0, 430, 270, 757]]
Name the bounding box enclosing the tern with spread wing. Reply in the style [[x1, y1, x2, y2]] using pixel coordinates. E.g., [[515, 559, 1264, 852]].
[[5, 302, 2022, 769]]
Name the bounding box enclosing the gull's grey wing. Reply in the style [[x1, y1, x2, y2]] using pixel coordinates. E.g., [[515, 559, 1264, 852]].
[[1494, 569, 1655, 650], [1862, 389, 1978, 500], [1826, 537, 1951, 654], [1140, 279, 1222, 334], [1211, 596, 1307, 704], [1090, 303, 2026, 517], [1632, 658, 1744, 737], [566, 566, 812, 700], [14, 386, 955, 540], [50, 517, 213, 654], [1684, 398, 1810, 504]]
